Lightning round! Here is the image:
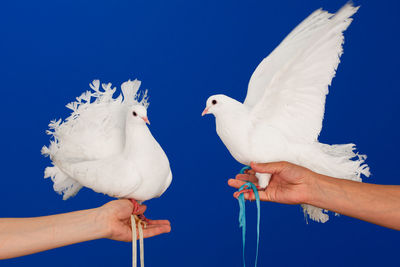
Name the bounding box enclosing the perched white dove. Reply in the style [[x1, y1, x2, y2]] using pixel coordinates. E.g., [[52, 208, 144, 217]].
[[202, 3, 370, 223], [42, 79, 172, 209]]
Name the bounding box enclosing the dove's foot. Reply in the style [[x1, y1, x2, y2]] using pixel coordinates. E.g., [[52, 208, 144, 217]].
[[130, 199, 142, 214], [129, 199, 149, 227], [233, 189, 254, 199], [255, 172, 271, 188], [138, 214, 150, 224], [132, 214, 148, 229]]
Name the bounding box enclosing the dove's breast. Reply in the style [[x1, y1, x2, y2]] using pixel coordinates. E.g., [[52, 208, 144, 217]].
[[249, 123, 290, 163], [216, 114, 252, 165], [124, 127, 172, 201], [216, 113, 291, 165]]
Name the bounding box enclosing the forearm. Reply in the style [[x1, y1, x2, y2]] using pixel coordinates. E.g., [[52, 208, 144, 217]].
[[0, 208, 109, 259], [306, 174, 400, 230]]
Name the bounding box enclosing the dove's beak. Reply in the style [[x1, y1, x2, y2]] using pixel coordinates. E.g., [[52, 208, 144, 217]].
[[201, 107, 209, 116], [142, 117, 150, 125]]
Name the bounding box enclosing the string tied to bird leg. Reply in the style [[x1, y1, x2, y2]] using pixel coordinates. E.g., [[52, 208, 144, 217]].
[[237, 166, 261, 267], [240, 166, 252, 174], [131, 215, 145, 267]]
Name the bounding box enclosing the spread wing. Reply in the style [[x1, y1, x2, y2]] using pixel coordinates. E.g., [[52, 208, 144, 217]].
[[245, 3, 359, 142]]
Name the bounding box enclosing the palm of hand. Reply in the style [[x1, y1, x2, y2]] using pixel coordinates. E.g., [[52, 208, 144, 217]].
[[261, 166, 309, 204], [228, 162, 312, 205], [98, 200, 171, 242]]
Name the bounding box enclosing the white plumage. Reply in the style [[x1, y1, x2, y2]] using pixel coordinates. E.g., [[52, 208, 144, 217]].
[[202, 3, 370, 223], [42, 79, 172, 202]]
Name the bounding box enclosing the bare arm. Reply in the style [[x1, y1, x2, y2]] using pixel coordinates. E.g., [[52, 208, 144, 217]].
[[0, 199, 171, 259], [309, 174, 400, 230], [228, 162, 400, 230]]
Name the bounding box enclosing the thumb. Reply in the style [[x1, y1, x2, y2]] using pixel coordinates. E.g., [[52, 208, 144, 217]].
[[250, 161, 286, 174]]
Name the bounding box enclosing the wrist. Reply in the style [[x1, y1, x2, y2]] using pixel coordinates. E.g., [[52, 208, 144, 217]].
[[302, 170, 322, 205], [92, 207, 113, 240]]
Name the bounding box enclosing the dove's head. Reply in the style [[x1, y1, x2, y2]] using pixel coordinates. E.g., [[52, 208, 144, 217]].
[[202, 94, 239, 117], [127, 105, 150, 125]]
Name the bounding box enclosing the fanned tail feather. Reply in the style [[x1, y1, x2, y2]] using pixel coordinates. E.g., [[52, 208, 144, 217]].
[[45, 79, 149, 143], [42, 79, 149, 199], [301, 143, 370, 223], [44, 166, 82, 200], [319, 143, 370, 179]]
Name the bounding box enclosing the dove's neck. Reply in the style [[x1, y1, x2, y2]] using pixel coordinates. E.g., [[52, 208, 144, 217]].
[[215, 103, 252, 165]]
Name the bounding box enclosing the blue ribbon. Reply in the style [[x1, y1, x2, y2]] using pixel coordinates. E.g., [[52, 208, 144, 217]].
[[237, 166, 260, 267], [240, 166, 252, 174]]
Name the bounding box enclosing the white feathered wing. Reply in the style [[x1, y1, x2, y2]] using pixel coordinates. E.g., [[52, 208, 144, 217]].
[[245, 3, 370, 222], [248, 3, 359, 141]]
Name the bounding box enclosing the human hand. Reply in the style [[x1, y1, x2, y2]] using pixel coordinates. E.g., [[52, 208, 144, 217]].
[[228, 161, 316, 205], [96, 199, 171, 242]]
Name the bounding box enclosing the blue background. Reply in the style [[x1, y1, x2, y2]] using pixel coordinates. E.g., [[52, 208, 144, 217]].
[[0, 0, 399, 266]]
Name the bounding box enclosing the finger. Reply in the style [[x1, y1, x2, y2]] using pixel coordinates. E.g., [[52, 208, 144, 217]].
[[247, 169, 256, 175], [147, 219, 171, 226], [239, 190, 270, 202], [115, 198, 135, 209], [235, 174, 258, 184], [228, 179, 247, 189], [235, 174, 250, 180], [241, 169, 255, 175], [246, 169, 256, 175], [250, 161, 286, 174], [142, 224, 171, 239]]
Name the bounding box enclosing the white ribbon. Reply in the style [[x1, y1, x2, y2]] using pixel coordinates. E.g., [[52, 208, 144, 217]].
[[131, 215, 145, 267]]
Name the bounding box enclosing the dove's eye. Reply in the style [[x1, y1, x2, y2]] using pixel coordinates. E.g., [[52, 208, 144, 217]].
[[132, 111, 137, 117], [212, 100, 217, 105]]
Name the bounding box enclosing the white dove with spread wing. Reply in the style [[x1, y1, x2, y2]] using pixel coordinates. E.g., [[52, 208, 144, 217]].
[[42, 79, 172, 206], [202, 3, 370, 223]]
